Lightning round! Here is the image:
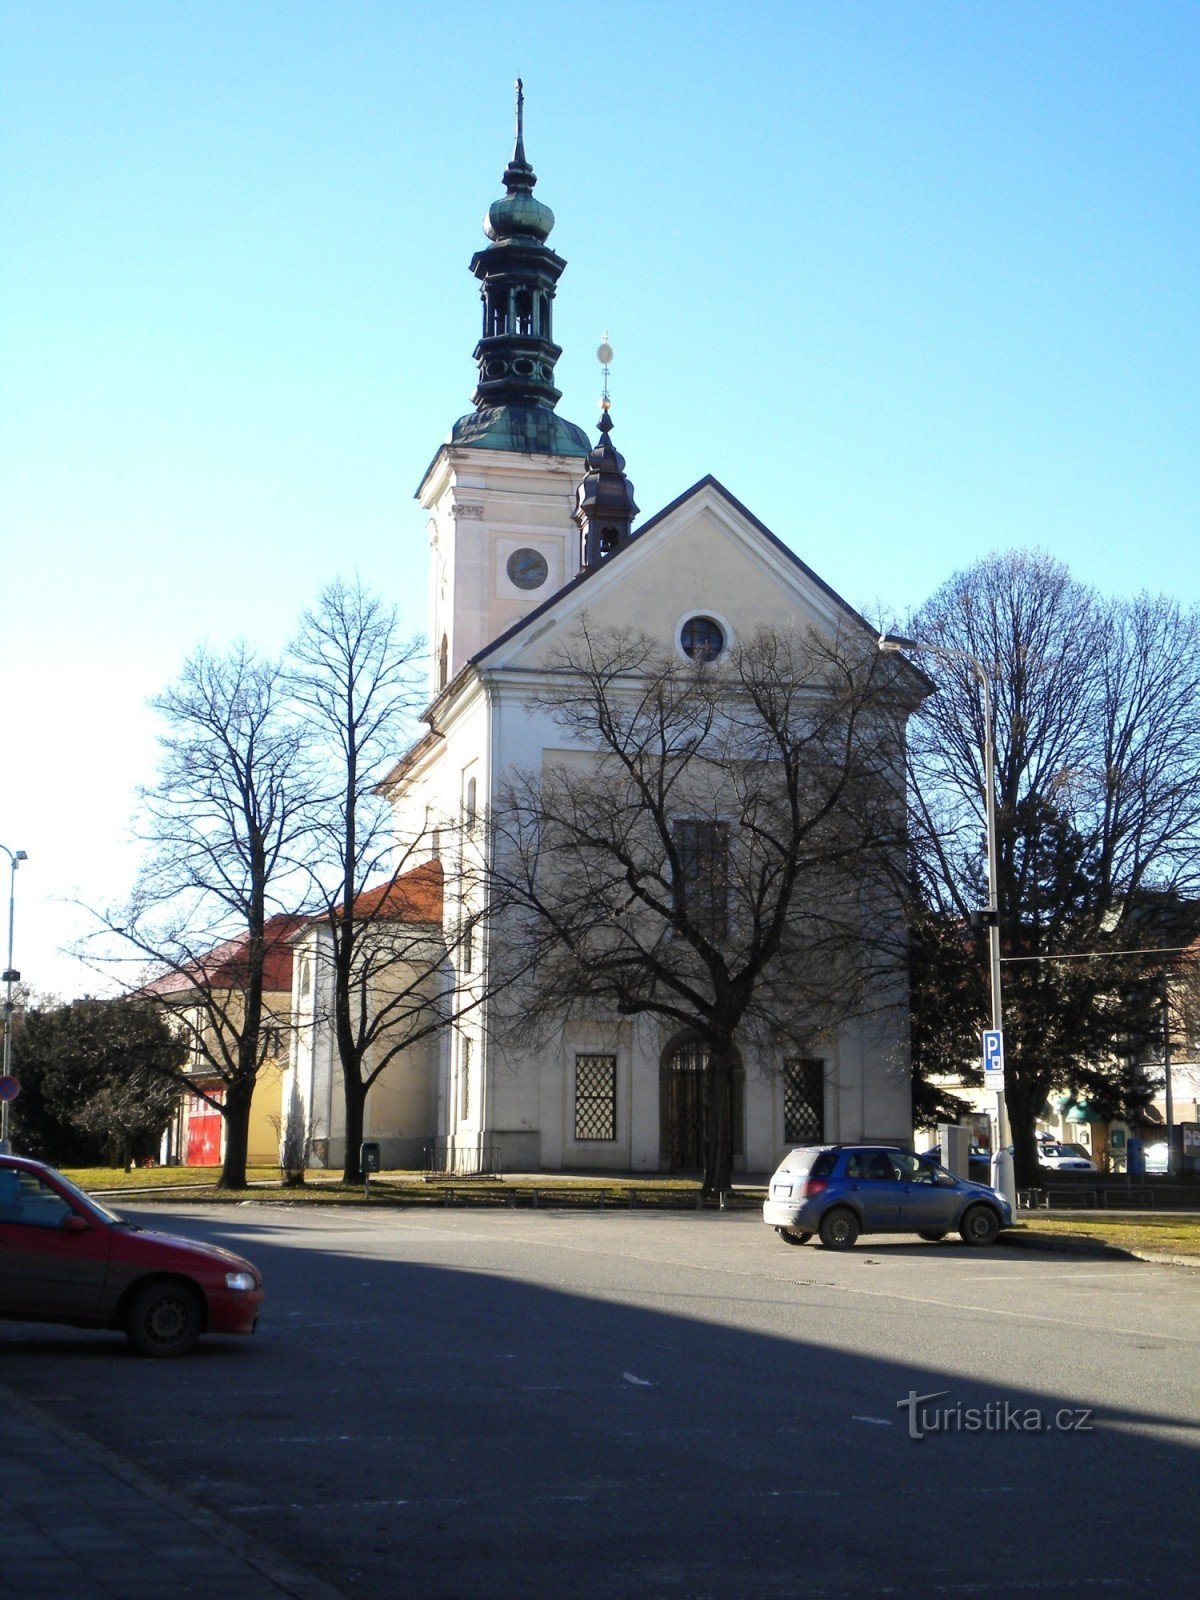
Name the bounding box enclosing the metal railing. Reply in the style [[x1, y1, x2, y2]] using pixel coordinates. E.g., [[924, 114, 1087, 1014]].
[[422, 1139, 503, 1179]]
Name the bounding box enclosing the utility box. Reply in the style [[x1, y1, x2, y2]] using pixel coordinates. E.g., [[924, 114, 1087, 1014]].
[[937, 1123, 970, 1181], [360, 1141, 381, 1174]]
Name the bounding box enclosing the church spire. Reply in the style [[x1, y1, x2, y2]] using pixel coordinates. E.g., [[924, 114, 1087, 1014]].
[[438, 83, 589, 460], [468, 81, 566, 414]]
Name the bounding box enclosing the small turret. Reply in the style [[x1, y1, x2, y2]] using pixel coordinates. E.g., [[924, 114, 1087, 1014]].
[[575, 353, 638, 567]]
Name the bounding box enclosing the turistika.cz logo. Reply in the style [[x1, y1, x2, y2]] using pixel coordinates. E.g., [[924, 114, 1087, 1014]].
[[897, 1389, 1094, 1441]]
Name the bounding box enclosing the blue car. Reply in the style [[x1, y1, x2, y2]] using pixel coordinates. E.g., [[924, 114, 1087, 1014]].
[[763, 1144, 1013, 1250]]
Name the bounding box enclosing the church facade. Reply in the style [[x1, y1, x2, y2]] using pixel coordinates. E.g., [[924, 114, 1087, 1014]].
[[285, 89, 918, 1177]]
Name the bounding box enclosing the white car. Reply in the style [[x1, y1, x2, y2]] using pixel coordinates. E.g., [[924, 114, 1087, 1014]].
[[1037, 1140, 1096, 1172]]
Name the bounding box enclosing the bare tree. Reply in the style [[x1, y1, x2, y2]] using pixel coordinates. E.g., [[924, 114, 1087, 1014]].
[[88, 645, 311, 1188], [289, 579, 487, 1183], [487, 620, 911, 1196], [906, 553, 1200, 1183]]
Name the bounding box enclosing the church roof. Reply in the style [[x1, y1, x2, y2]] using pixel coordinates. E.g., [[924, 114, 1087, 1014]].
[[342, 859, 444, 925]]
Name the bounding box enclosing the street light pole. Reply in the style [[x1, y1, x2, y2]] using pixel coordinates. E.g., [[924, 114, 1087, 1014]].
[[878, 635, 1016, 1208], [1, 844, 28, 1154]]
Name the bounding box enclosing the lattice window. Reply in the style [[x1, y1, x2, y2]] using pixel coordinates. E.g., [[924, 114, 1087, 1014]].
[[574, 1054, 617, 1141], [783, 1058, 825, 1144]]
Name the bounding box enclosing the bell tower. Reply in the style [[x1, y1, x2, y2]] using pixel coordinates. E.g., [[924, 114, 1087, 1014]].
[[417, 82, 590, 696]]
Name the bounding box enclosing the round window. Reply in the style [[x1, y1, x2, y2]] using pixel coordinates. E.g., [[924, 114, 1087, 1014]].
[[506, 548, 549, 591], [680, 615, 726, 662]]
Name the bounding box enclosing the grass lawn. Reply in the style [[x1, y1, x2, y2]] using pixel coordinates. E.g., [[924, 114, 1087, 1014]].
[[1017, 1213, 1200, 1260], [63, 1166, 711, 1206]]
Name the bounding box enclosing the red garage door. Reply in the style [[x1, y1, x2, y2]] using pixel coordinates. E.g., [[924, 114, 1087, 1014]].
[[185, 1092, 223, 1166]]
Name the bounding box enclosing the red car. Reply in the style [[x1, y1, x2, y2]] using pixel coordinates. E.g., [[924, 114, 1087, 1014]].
[[0, 1154, 263, 1357]]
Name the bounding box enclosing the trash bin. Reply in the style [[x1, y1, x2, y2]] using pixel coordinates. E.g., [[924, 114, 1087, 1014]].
[[360, 1141, 381, 1174]]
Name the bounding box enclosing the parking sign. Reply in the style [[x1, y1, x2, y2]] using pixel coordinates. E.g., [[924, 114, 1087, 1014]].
[[982, 1030, 1005, 1089]]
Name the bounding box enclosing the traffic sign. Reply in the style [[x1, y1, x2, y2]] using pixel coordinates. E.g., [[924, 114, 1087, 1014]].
[[982, 1031, 1005, 1090], [0, 1076, 20, 1103]]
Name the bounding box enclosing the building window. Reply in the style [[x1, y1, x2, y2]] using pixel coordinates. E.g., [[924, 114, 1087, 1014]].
[[463, 919, 474, 974], [680, 615, 725, 663], [673, 819, 729, 937], [783, 1059, 825, 1144], [459, 1037, 472, 1124], [574, 1054, 617, 1141], [465, 776, 477, 830], [438, 635, 449, 691]]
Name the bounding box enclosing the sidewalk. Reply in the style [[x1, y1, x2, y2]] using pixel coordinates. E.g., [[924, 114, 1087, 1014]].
[[0, 1384, 348, 1600]]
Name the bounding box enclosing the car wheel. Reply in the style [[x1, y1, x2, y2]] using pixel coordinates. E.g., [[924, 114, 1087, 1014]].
[[959, 1205, 1001, 1248], [918, 1230, 948, 1242], [817, 1208, 859, 1251], [777, 1228, 813, 1246], [125, 1280, 203, 1358]]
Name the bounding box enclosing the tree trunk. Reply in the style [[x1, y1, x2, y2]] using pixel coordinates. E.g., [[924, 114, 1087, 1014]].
[[1006, 1069, 1044, 1189], [341, 1072, 366, 1185], [701, 1044, 735, 1198], [218, 1076, 254, 1189]]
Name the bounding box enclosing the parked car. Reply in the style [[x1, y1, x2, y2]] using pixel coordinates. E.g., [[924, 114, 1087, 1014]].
[[0, 1154, 263, 1356], [763, 1144, 1013, 1250], [1036, 1141, 1096, 1172], [922, 1142, 994, 1184]]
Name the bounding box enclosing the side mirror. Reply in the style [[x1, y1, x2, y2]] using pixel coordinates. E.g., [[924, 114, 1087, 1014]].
[[61, 1213, 92, 1233]]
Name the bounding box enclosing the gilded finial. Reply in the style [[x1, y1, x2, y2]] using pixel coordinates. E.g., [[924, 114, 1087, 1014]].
[[597, 332, 613, 412]]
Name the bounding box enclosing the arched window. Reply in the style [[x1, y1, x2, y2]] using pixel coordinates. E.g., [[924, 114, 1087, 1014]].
[[465, 776, 477, 830], [438, 635, 448, 691]]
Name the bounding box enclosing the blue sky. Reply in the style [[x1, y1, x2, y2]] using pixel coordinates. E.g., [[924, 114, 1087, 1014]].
[[1, 0, 1197, 997]]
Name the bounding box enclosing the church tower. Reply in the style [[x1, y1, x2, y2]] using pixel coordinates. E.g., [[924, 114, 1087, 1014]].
[[417, 82, 590, 695]]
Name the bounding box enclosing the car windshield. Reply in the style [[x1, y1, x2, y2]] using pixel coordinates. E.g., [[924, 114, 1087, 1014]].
[[47, 1169, 128, 1227]]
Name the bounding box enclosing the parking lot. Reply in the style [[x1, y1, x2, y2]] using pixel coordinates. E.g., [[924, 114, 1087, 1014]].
[[4, 1204, 1200, 1599]]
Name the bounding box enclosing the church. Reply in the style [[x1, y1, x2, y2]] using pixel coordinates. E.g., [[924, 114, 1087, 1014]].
[[285, 88, 918, 1177]]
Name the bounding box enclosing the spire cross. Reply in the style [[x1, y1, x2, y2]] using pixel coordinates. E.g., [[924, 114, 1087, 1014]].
[[514, 78, 526, 166]]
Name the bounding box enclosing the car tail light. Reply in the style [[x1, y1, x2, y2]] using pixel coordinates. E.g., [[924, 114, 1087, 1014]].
[[803, 1177, 828, 1197]]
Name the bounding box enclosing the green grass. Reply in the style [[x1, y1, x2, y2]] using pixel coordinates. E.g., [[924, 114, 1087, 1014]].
[[61, 1165, 282, 1191], [1018, 1214, 1200, 1259], [62, 1166, 719, 1207]]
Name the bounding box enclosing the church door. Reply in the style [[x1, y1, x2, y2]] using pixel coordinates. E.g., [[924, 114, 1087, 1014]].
[[660, 1039, 743, 1171]]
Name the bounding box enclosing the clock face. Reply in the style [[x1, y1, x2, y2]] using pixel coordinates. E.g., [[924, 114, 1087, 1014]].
[[506, 547, 549, 591]]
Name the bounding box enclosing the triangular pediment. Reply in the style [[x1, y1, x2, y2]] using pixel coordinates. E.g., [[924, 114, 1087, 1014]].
[[474, 476, 890, 675]]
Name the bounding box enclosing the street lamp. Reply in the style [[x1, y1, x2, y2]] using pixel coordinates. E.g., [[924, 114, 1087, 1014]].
[[878, 634, 1016, 1208], [1, 844, 28, 1154]]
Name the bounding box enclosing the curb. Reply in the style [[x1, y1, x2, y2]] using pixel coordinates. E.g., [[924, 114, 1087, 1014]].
[[0, 1383, 351, 1600]]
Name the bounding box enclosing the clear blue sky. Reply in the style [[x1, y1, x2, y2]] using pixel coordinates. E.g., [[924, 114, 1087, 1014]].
[[1, 0, 1197, 998]]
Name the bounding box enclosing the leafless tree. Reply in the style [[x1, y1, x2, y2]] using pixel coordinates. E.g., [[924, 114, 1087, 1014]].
[[289, 579, 495, 1183], [487, 620, 912, 1196], [906, 553, 1200, 1183], [87, 644, 312, 1187]]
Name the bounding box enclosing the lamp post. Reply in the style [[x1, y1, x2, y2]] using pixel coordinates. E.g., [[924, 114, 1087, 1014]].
[[878, 635, 1016, 1208], [1, 845, 28, 1154]]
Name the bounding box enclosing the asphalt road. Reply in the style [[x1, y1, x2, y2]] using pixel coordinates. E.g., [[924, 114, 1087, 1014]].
[[3, 1204, 1199, 1599]]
